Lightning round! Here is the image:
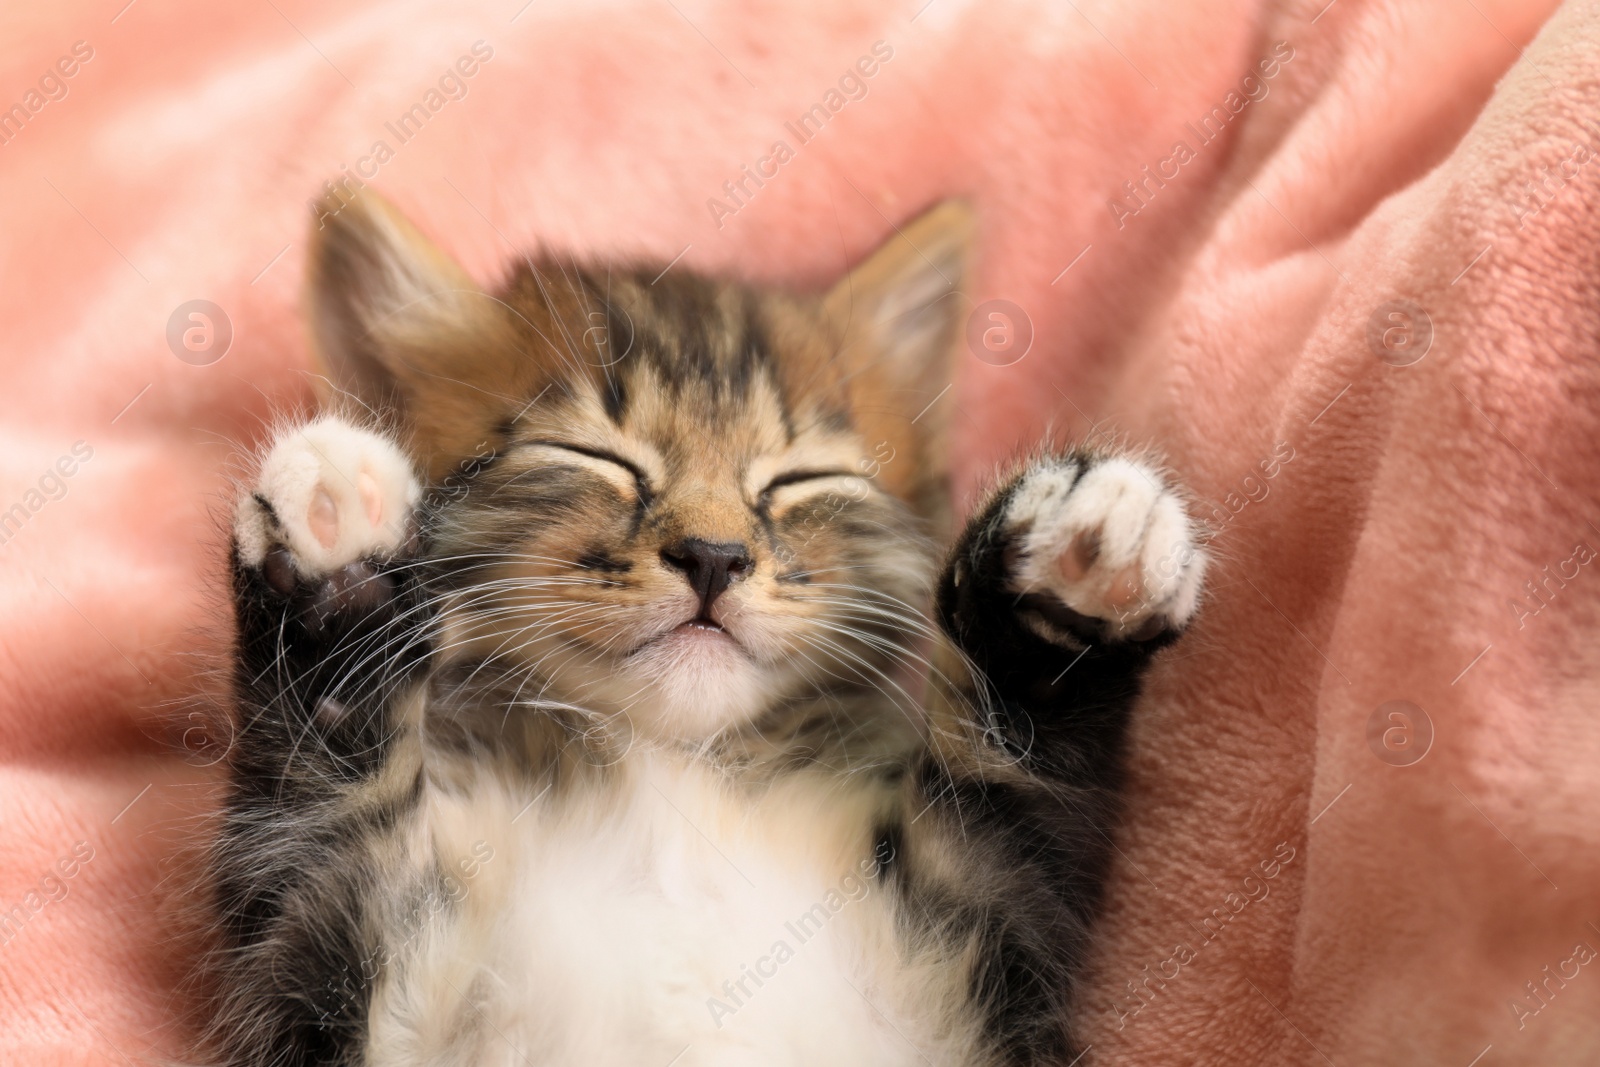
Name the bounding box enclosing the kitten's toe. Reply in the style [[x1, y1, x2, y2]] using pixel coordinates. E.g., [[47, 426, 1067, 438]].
[[1005, 455, 1205, 644], [235, 417, 420, 598]]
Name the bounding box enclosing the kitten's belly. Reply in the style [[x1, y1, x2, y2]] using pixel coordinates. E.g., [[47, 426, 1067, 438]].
[[368, 753, 967, 1066]]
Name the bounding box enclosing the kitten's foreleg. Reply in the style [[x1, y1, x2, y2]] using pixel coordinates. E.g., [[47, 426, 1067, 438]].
[[210, 416, 431, 1065], [934, 450, 1206, 781], [228, 415, 430, 775], [892, 450, 1207, 1064]]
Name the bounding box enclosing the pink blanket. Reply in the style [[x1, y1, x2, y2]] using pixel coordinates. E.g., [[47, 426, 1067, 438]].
[[4, 0, 1597, 1061]]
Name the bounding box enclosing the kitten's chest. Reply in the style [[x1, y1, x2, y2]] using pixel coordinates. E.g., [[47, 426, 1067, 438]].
[[370, 753, 961, 1067]]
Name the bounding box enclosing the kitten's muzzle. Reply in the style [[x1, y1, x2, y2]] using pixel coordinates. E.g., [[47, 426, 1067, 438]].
[[659, 537, 752, 614]]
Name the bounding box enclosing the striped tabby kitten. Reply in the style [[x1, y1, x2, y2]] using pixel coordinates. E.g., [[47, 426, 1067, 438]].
[[205, 193, 1205, 1066]]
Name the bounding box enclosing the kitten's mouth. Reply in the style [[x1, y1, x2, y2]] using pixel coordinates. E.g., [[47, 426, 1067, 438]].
[[666, 615, 741, 650], [629, 612, 745, 658]]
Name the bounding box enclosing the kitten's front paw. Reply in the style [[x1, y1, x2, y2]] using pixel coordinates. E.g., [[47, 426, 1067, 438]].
[[1004, 455, 1205, 644], [235, 417, 420, 616]]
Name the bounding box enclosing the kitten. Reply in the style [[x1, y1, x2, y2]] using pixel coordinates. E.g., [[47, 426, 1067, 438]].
[[203, 192, 1205, 1066]]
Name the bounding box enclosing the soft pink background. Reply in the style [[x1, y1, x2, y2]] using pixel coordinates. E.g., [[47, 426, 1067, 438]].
[[2, 0, 1598, 1062]]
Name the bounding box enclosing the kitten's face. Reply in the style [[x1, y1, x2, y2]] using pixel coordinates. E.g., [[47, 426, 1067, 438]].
[[433, 277, 930, 738], [305, 195, 970, 741]]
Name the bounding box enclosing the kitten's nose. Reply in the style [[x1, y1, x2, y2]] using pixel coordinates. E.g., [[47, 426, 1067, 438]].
[[660, 538, 752, 611]]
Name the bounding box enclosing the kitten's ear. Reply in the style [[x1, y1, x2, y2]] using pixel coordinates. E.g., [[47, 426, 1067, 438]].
[[305, 189, 530, 478], [823, 200, 975, 522]]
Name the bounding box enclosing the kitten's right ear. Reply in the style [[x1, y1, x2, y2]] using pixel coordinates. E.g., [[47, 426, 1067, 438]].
[[305, 189, 531, 478], [822, 200, 975, 524]]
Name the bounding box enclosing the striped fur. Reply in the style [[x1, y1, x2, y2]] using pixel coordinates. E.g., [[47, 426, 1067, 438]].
[[199, 192, 1204, 1066]]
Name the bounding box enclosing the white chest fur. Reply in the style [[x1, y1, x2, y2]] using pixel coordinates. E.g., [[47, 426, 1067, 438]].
[[365, 753, 975, 1066]]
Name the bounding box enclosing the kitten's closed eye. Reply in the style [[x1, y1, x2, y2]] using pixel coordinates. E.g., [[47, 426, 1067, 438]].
[[760, 469, 858, 493], [520, 439, 656, 505], [758, 468, 874, 516], [759, 467, 860, 500], [522, 438, 868, 516]]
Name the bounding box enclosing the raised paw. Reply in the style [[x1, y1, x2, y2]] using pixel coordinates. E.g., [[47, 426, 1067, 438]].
[[234, 417, 420, 617], [1003, 455, 1205, 644]]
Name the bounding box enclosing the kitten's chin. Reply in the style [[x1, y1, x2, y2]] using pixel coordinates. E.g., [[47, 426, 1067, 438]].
[[618, 623, 776, 740]]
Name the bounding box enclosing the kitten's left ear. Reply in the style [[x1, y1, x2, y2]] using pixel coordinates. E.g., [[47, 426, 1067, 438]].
[[305, 189, 532, 479], [822, 200, 975, 521]]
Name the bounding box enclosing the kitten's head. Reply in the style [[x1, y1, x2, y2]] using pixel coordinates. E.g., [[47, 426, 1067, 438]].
[[305, 192, 972, 742]]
